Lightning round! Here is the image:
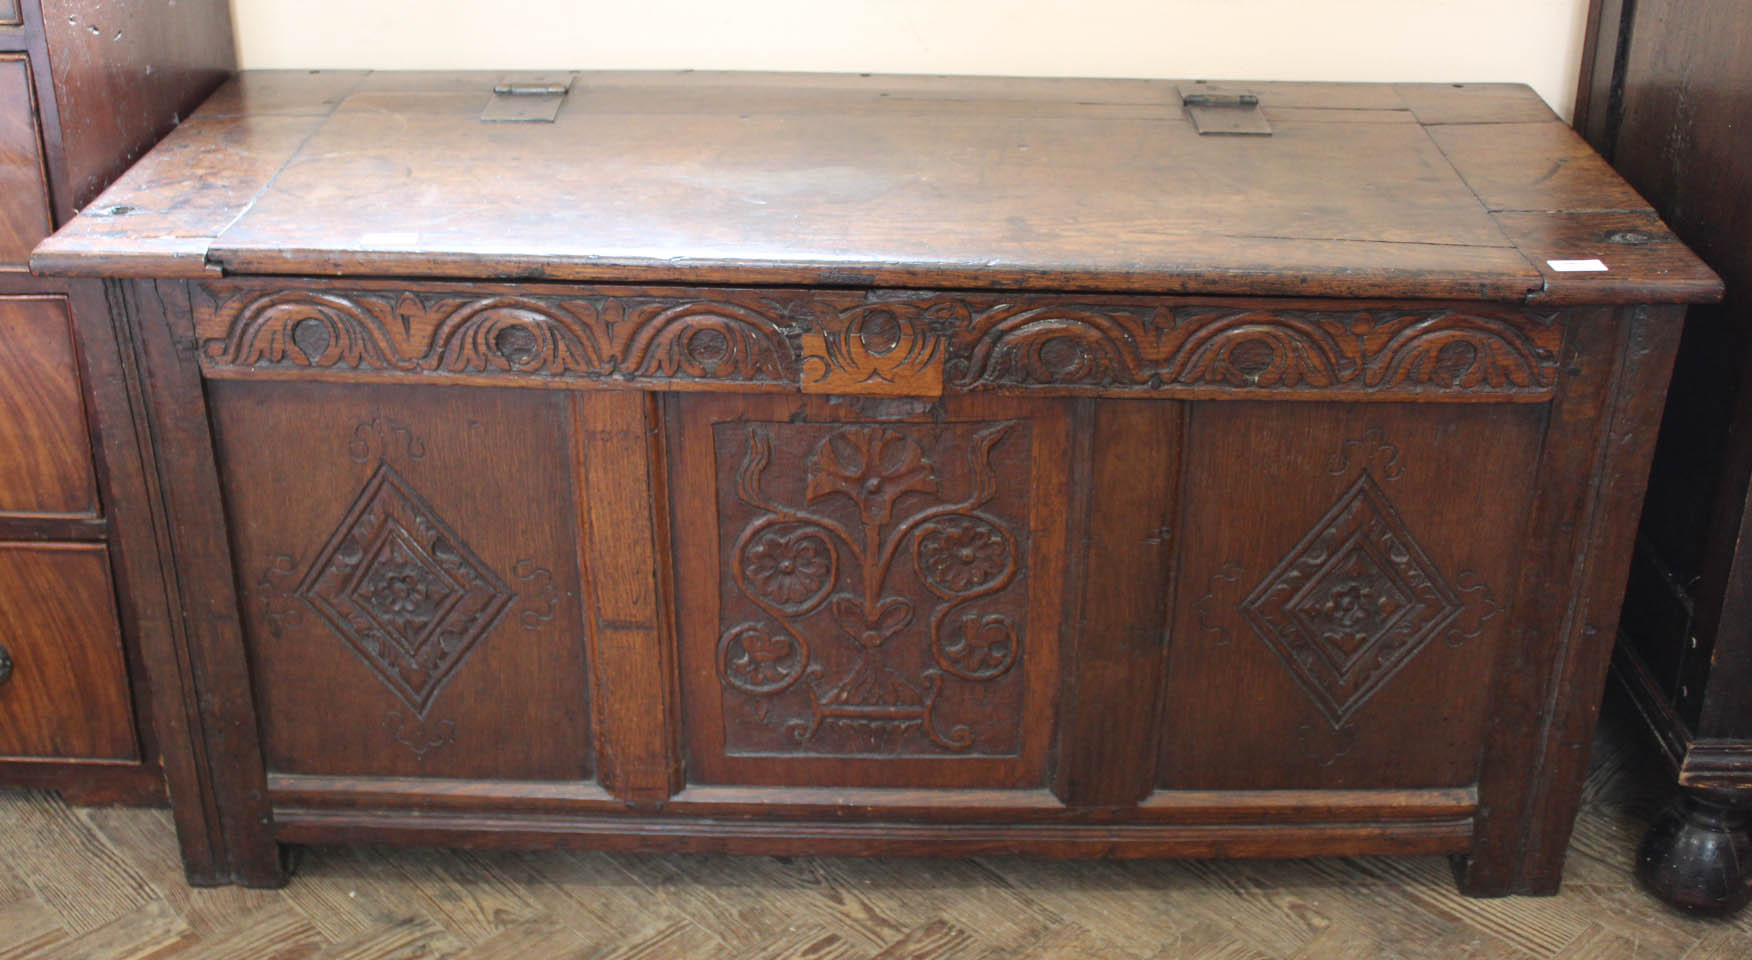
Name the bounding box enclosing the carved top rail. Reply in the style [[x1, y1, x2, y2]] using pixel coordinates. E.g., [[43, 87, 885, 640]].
[[192, 282, 1566, 402]]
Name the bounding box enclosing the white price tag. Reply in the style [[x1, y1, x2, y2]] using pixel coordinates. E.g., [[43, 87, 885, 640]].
[[1547, 258, 1609, 272]]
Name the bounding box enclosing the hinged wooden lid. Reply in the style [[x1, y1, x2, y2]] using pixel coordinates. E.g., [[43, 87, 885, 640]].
[[31, 70, 1722, 305]]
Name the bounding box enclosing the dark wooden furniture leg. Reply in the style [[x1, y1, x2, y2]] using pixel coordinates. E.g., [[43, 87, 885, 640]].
[[1575, 0, 1752, 915], [1639, 786, 1752, 914]]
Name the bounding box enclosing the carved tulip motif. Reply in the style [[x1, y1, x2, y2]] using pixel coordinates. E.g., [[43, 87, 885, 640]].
[[805, 427, 937, 526]]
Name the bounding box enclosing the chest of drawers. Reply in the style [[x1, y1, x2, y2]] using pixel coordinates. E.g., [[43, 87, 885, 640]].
[[0, 0, 230, 803], [33, 70, 1720, 893]]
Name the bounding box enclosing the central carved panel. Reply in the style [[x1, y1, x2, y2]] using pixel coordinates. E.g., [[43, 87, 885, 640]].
[[299, 464, 513, 715], [714, 420, 1033, 757], [1242, 473, 1462, 726]]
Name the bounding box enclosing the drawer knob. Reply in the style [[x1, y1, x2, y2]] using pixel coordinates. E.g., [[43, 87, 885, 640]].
[[0, 641, 10, 686]]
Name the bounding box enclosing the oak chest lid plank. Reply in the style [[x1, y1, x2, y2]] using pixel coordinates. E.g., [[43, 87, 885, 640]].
[[32, 70, 1721, 305]]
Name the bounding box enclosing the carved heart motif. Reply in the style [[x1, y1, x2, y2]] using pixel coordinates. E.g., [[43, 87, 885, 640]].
[[830, 594, 914, 649]]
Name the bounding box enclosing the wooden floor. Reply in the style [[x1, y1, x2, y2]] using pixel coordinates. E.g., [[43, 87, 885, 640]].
[[1, 693, 1745, 960]]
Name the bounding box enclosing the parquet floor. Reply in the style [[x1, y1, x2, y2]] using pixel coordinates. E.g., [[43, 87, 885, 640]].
[[1, 694, 1746, 960]]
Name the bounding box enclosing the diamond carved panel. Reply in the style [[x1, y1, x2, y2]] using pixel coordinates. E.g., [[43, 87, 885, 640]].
[[299, 464, 512, 714], [1241, 473, 1461, 726]]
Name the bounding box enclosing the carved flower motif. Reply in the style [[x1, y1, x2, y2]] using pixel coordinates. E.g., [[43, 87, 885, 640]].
[[918, 517, 1011, 594], [376, 568, 430, 615], [1324, 583, 1376, 628], [719, 624, 804, 694], [744, 533, 830, 605], [806, 427, 937, 527], [940, 614, 1018, 679], [729, 631, 794, 685]]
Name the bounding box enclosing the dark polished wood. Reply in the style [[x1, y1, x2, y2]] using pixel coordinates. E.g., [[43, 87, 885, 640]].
[[0, 541, 134, 759], [0, 296, 96, 515], [1577, 0, 1752, 914], [0, 53, 51, 269], [0, 0, 234, 808], [33, 70, 1720, 895]]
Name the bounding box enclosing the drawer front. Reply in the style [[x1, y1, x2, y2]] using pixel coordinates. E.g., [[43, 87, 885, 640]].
[[0, 54, 53, 269], [0, 542, 137, 760], [671, 393, 1071, 790], [0, 296, 99, 516], [213, 380, 594, 780]]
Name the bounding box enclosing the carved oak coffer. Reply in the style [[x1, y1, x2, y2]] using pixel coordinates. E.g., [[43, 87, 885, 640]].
[[30, 70, 1721, 894]]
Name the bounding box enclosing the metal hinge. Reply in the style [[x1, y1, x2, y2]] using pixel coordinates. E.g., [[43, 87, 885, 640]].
[[1179, 82, 1272, 136], [482, 73, 576, 123]]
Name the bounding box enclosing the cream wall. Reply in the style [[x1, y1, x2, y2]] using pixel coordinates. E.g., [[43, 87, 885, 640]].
[[230, 0, 1592, 120]]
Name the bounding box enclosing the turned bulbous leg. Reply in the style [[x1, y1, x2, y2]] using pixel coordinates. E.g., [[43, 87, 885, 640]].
[[1637, 787, 1752, 915]]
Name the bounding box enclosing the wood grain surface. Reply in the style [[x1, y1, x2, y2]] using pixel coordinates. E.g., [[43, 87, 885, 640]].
[[35, 0, 234, 211], [0, 54, 52, 269], [0, 541, 134, 760], [0, 296, 96, 515], [31, 71, 1721, 305]]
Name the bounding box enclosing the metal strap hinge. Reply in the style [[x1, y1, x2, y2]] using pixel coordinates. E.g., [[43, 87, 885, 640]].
[[482, 73, 576, 123], [1178, 82, 1272, 136]]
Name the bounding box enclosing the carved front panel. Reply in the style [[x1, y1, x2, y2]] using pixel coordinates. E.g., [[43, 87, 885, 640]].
[[213, 381, 592, 780], [1159, 401, 1541, 790], [674, 395, 1068, 789]]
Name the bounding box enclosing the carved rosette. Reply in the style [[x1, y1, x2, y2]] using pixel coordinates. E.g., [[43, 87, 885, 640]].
[[197, 285, 1564, 400], [714, 419, 1031, 756]]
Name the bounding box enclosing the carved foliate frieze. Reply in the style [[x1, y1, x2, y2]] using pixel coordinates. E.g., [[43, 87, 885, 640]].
[[713, 419, 1033, 756], [196, 284, 1564, 400], [946, 303, 1563, 395], [200, 288, 798, 386]]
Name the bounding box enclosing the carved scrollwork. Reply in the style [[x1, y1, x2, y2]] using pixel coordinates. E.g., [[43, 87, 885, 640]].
[[513, 559, 561, 631], [258, 553, 304, 639], [1325, 428, 1404, 481], [205, 290, 406, 369], [1363, 313, 1558, 390], [1160, 311, 1357, 388], [948, 303, 1151, 388], [384, 709, 456, 757], [428, 298, 607, 374], [198, 285, 1563, 399], [348, 414, 427, 464], [200, 287, 796, 386], [1444, 571, 1500, 649], [1195, 562, 1245, 646], [950, 303, 1562, 397], [616, 299, 795, 381]]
